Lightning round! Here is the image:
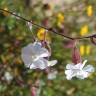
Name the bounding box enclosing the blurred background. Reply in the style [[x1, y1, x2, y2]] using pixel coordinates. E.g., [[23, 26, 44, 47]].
[[0, 0, 96, 96]]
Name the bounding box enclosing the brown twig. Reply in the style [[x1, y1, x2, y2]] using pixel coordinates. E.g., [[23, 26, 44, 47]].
[[0, 8, 95, 40]]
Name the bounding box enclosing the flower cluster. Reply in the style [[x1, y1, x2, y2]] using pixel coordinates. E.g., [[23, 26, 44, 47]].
[[21, 40, 95, 80]]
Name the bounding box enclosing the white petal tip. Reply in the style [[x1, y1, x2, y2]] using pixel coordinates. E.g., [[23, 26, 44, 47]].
[[48, 60, 57, 66]]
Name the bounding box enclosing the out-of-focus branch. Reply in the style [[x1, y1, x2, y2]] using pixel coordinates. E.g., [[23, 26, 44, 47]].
[[0, 8, 95, 40]]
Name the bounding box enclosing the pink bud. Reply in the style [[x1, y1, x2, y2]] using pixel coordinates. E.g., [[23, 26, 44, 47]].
[[31, 87, 37, 96], [65, 40, 76, 48], [72, 47, 82, 64]]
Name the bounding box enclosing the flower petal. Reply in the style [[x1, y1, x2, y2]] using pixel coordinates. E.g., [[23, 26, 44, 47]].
[[66, 75, 73, 80], [74, 63, 82, 69], [66, 64, 74, 69], [83, 65, 95, 72], [30, 58, 48, 70], [76, 71, 89, 79], [37, 47, 50, 58], [30, 58, 57, 70], [21, 43, 35, 56], [21, 43, 37, 67], [48, 60, 57, 66], [30, 64, 37, 69], [33, 42, 50, 57], [21, 53, 32, 68], [65, 70, 74, 80], [65, 70, 72, 75]]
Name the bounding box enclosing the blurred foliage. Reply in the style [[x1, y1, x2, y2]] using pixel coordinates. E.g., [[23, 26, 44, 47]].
[[0, 0, 96, 96]]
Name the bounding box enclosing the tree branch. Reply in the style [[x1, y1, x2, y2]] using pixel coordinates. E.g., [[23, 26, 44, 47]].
[[0, 8, 95, 40]]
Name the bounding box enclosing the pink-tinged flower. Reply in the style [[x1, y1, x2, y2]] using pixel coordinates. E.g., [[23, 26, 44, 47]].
[[65, 60, 95, 80], [21, 41, 57, 70]]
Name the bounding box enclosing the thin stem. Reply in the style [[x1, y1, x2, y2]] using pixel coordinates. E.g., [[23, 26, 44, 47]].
[[43, 30, 47, 42], [0, 8, 95, 40]]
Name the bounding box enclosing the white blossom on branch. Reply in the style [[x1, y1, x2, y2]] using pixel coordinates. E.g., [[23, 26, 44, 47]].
[[65, 60, 95, 80]]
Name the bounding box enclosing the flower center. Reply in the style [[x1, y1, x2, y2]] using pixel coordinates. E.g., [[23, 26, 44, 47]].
[[31, 55, 39, 61]]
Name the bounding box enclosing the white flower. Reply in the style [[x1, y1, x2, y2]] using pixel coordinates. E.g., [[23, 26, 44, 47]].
[[4, 72, 13, 82], [65, 60, 95, 80], [47, 70, 58, 80], [21, 42, 57, 69]]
